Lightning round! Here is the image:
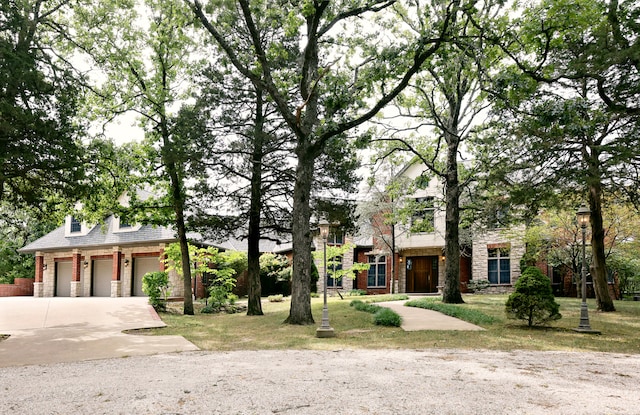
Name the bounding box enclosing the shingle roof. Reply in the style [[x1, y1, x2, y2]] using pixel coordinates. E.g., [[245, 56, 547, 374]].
[[19, 216, 184, 253], [19, 216, 293, 255]]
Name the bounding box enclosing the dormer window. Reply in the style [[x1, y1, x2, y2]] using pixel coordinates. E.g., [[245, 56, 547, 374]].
[[113, 216, 141, 233], [70, 217, 82, 233]]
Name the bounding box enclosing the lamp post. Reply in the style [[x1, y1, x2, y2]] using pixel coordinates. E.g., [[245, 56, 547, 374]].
[[574, 204, 600, 334], [316, 220, 335, 338]]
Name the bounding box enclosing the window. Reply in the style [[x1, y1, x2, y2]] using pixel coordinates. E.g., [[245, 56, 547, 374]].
[[488, 247, 510, 284], [70, 217, 82, 233], [327, 256, 342, 287], [367, 255, 386, 288], [328, 229, 344, 245], [411, 197, 435, 233]]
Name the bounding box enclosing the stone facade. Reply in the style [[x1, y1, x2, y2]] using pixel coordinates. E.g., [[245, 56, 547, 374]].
[[471, 227, 526, 292]]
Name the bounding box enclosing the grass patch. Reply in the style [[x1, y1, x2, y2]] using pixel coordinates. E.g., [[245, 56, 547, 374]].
[[145, 295, 640, 354], [406, 298, 498, 326]]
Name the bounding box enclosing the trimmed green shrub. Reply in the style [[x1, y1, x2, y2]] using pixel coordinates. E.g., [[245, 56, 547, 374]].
[[374, 307, 402, 327], [142, 271, 170, 312], [350, 299, 402, 327], [505, 266, 561, 327]]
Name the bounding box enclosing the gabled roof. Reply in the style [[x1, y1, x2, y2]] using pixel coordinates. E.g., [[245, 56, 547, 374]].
[[216, 237, 292, 254], [19, 216, 192, 253]]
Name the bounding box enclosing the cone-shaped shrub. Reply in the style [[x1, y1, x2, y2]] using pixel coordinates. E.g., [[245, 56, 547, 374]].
[[505, 266, 561, 327]]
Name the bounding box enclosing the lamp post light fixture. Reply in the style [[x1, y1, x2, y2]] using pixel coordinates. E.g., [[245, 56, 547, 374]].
[[573, 204, 600, 334], [316, 219, 335, 338]]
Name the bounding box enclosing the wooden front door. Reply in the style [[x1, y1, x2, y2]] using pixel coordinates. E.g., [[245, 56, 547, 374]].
[[406, 256, 438, 293]]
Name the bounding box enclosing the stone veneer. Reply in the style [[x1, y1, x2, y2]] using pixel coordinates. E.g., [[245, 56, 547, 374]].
[[471, 228, 526, 293]]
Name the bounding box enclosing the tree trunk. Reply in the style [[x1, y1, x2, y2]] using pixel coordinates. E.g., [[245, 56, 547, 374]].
[[284, 150, 315, 325], [442, 137, 464, 304], [162, 119, 193, 315], [246, 89, 265, 316], [588, 181, 616, 311]]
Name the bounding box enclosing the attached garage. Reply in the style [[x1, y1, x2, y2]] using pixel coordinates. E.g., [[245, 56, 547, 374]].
[[92, 259, 112, 297], [55, 261, 72, 297], [132, 257, 159, 296]]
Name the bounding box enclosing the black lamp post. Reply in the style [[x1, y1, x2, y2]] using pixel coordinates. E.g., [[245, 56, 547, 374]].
[[316, 220, 335, 338], [574, 204, 600, 334]]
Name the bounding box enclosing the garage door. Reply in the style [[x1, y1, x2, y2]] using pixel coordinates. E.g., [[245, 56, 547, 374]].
[[55, 261, 72, 297], [132, 257, 159, 296], [92, 259, 112, 297]]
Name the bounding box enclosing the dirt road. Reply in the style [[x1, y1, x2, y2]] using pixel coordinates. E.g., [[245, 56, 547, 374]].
[[1, 349, 638, 414]]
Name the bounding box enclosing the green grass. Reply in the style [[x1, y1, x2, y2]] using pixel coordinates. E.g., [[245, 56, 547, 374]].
[[143, 295, 640, 354], [406, 297, 498, 325]]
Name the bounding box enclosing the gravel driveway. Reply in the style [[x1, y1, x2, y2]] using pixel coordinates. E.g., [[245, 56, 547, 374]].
[[2, 348, 639, 414]]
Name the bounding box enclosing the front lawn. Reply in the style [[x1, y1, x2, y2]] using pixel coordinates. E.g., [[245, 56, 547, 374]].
[[144, 295, 640, 354]]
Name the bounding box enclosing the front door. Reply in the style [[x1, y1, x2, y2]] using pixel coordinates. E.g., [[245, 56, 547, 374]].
[[406, 256, 438, 293]]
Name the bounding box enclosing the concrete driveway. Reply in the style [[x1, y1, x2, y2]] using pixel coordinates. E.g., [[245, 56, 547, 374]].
[[0, 297, 198, 368]]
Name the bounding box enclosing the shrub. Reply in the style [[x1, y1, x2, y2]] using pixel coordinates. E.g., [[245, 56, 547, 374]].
[[268, 294, 284, 302], [345, 289, 367, 297], [467, 279, 490, 293], [374, 307, 402, 327], [350, 299, 381, 313], [350, 300, 402, 327], [505, 266, 561, 327], [142, 271, 170, 312]]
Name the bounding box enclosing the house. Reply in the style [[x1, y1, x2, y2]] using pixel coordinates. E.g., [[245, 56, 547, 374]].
[[325, 160, 526, 296]]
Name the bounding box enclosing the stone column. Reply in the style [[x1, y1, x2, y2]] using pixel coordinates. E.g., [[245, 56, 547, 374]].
[[111, 247, 122, 297]]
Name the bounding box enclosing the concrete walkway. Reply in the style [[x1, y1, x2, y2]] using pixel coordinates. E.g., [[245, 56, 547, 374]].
[[377, 299, 484, 331], [0, 297, 198, 368]]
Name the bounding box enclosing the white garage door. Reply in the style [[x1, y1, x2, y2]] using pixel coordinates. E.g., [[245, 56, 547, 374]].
[[55, 261, 72, 297], [133, 257, 159, 296], [92, 259, 112, 297]]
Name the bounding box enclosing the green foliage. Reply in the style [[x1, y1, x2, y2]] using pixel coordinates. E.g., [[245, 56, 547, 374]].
[[349, 299, 402, 327], [345, 289, 367, 297], [466, 279, 490, 293], [268, 294, 284, 303], [350, 299, 382, 314], [259, 253, 291, 296], [313, 243, 370, 285], [505, 267, 561, 327], [142, 271, 170, 312], [373, 307, 402, 327], [406, 298, 498, 326], [202, 286, 240, 314], [0, 1, 86, 208]]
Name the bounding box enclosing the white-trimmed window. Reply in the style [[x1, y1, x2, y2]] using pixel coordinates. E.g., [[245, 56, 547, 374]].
[[367, 255, 386, 288], [488, 247, 510, 284], [70, 217, 82, 233], [113, 216, 141, 233], [411, 197, 435, 233]]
